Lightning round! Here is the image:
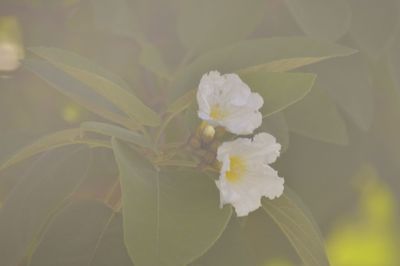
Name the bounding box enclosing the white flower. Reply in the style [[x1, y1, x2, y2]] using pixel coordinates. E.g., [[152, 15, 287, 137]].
[[216, 132, 284, 216], [0, 42, 21, 72], [197, 71, 263, 135]]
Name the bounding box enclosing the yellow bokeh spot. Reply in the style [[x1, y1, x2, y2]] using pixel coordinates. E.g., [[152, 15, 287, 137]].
[[62, 104, 81, 123], [327, 165, 400, 266], [226, 156, 247, 183]]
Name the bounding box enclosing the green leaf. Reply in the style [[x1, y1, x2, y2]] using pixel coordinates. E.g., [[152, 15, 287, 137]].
[[262, 187, 330, 266], [184, 103, 200, 135], [257, 113, 290, 153], [112, 139, 232, 266], [170, 37, 356, 100], [90, 212, 134, 266], [284, 0, 351, 41], [65, 67, 161, 127], [177, 0, 266, 54], [242, 210, 299, 265], [240, 71, 316, 116], [29, 47, 131, 90], [284, 86, 348, 145], [30, 200, 133, 266], [0, 148, 92, 266], [29, 47, 161, 127], [81, 121, 153, 149], [156, 90, 196, 144], [23, 59, 137, 129], [190, 218, 256, 266], [0, 128, 109, 173]]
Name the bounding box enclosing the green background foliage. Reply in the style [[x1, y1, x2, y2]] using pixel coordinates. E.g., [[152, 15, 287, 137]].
[[0, 0, 400, 265]]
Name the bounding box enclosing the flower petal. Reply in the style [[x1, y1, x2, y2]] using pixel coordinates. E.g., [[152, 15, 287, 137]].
[[197, 71, 263, 135], [253, 132, 281, 164], [216, 133, 284, 216], [221, 109, 262, 135]]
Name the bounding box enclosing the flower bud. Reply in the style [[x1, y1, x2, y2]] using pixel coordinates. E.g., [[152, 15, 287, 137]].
[[201, 125, 215, 144]]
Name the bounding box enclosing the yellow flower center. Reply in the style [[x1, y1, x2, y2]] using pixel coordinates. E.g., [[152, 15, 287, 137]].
[[226, 156, 247, 183], [210, 105, 226, 120]]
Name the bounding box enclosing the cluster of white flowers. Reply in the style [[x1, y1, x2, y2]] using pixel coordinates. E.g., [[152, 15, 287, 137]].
[[197, 71, 284, 217]]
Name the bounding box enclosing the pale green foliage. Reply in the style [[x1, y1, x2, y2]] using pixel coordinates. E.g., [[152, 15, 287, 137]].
[[285, 86, 348, 145], [0, 129, 108, 172], [112, 139, 232, 266], [0, 1, 375, 264], [262, 187, 329, 266], [285, 0, 351, 41], [0, 148, 93, 266], [1, 36, 349, 265], [170, 37, 356, 100], [81, 122, 152, 149], [177, 0, 266, 54], [29, 47, 161, 127], [258, 113, 290, 153], [240, 71, 316, 117], [306, 55, 374, 131], [30, 201, 133, 266]]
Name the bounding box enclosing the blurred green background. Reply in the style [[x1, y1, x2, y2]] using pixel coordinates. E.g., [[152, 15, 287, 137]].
[[1, 0, 400, 265]]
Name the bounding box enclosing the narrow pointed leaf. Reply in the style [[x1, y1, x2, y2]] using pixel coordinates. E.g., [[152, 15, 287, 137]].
[[240, 71, 316, 116], [81, 122, 152, 149], [29, 47, 130, 90], [64, 67, 160, 127], [23, 59, 137, 129], [0, 128, 108, 172], [170, 37, 356, 100], [29, 47, 161, 126]]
